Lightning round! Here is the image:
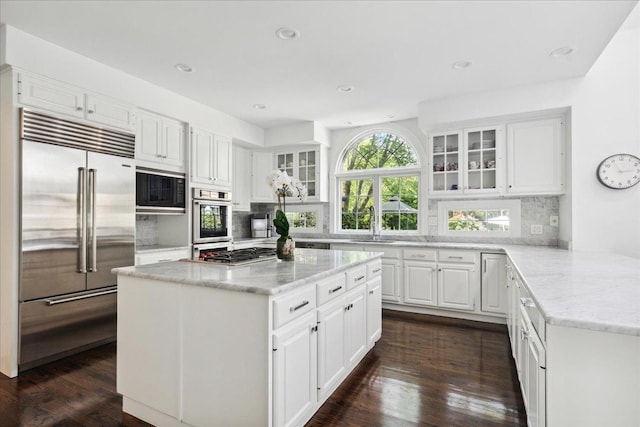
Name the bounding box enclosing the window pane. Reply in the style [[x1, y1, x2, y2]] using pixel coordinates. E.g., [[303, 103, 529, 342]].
[[340, 179, 373, 230], [341, 133, 418, 171], [447, 209, 510, 232], [286, 211, 317, 229], [381, 176, 419, 231]]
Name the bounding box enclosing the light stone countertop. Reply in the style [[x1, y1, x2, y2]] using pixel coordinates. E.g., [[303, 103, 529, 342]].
[[113, 248, 382, 296]]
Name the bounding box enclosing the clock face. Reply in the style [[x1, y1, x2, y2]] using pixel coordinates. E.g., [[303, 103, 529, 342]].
[[597, 154, 640, 189]]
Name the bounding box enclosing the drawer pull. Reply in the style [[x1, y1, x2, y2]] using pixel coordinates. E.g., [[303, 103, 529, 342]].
[[369, 290, 374, 295], [355, 275, 366, 282], [448, 256, 463, 259], [290, 300, 309, 312], [372, 268, 381, 273], [329, 285, 343, 294], [412, 254, 427, 258], [520, 297, 535, 308], [158, 259, 173, 263]]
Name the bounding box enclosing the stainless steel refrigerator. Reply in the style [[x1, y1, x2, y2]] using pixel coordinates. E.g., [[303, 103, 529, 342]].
[[19, 109, 135, 370]]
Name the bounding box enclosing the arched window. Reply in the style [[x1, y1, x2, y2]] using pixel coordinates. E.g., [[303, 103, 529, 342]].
[[336, 131, 421, 233]]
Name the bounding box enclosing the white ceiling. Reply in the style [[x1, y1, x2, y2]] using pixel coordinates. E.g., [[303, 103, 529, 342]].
[[0, 1, 637, 130]]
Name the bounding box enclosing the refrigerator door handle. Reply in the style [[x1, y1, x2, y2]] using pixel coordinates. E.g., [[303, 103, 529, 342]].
[[88, 168, 97, 272], [78, 167, 87, 274], [44, 286, 117, 306]]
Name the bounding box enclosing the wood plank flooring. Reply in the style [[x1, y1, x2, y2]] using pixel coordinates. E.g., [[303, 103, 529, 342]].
[[0, 311, 525, 427]]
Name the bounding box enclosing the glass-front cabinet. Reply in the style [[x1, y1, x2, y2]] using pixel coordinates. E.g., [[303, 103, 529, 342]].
[[429, 126, 503, 196], [276, 147, 326, 201]]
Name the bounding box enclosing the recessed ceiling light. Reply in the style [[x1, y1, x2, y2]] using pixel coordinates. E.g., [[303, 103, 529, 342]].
[[276, 27, 300, 40], [452, 60, 472, 70], [337, 85, 354, 93], [550, 46, 574, 57], [344, 121, 353, 125], [253, 104, 266, 110], [175, 63, 193, 73]]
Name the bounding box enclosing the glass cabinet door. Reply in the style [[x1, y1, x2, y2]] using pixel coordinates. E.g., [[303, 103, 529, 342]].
[[431, 132, 462, 193], [276, 153, 294, 177], [297, 150, 316, 197], [465, 127, 498, 192]]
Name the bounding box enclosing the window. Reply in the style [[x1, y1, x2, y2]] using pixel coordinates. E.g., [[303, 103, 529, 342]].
[[276, 204, 323, 234], [437, 200, 521, 237], [337, 131, 421, 233]]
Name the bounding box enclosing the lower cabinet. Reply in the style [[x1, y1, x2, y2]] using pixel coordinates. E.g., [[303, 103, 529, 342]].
[[366, 276, 382, 345], [316, 296, 346, 400], [404, 260, 437, 306], [437, 263, 475, 310], [272, 312, 318, 427], [481, 253, 508, 314], [344, 286, 367, 367], [381, 259, 401, 302]]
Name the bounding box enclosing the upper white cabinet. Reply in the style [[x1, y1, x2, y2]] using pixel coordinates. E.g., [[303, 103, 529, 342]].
[[251, 151, 276, 202], [507, 118, 564, 195], [275, 146, 328, 202], [18, 72, 136, 131], [136, 111, 186, 171], [232, 145, 251, 211], [430, 126, 504, 196], [190, 127, 232, 189]]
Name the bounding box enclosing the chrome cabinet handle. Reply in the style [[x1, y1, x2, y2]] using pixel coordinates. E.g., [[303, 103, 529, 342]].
[[448, 256, 463, 259], [76, 106, 83, 111], [329, 285, 343, 294], [412, 254, 427, 258], [87, 109, 94, 114], [520, 297, 535, 308], [355, 275, 366, 282], [483, 259, 487, 273], [290, 300, 309, 312], [369, 290, 374, 295], [372, 268, 381, 273]]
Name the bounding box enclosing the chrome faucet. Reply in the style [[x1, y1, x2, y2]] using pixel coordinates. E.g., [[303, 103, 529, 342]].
[[369, 206, 380, 241]]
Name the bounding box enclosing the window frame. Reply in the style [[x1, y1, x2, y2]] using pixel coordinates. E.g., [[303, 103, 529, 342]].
[[335, 128, 423, 235], [274, 204, 324, 234], [437, 199, 522, 238]]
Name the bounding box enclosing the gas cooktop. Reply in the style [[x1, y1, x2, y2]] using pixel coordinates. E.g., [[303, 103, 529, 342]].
[[196, 247, 277, 266]]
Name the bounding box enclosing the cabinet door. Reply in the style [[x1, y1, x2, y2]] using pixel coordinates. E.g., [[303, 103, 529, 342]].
[[18, 73, 84, 118], [232, 145, 251, 211], [214, 135, 232, 188], [190, 127, 214, 185], [272, 312, 317, 427], [430, 131, 463, 194], [344, 286, 367, 368], [136, 112, 162, 162], [366, 276, 382, 345], [162, 119, 185, 169], [252, 151, 276, 202], [316, 297, 346, 400], [403, 260, 437, 306], [517, 310, 529, 401], [507, 118, 563, 195], [297, 149, 318, 199], [464, 126, 502, 194], [526, 327, 546, 427], [85, 94, 136, 131], [437, 263, 475, 311], [381, 259, 401, 302], [481, 254, 507, 314]]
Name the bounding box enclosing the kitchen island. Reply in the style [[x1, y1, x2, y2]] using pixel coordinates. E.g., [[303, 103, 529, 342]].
[[113, 248, 383, 427]]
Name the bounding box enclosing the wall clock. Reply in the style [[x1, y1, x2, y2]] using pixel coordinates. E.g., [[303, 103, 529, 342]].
[[596, 153, 640, 189]]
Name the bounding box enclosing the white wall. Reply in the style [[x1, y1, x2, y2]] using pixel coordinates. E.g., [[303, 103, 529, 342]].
[[418, 24, 640, 258], [1, 25, 264, 146]]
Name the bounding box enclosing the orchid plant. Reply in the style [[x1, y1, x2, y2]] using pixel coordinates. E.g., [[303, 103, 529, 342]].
[[266, 170, 307, 241]]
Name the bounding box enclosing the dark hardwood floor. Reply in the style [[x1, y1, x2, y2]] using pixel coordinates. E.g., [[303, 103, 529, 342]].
[[0, 311, 525, 427]]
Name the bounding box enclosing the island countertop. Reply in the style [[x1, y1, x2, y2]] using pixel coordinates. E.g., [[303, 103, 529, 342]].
[[112, 248, 382, 296]]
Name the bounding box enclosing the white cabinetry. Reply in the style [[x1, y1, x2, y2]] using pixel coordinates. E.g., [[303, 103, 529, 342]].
[[429, 126, 503, 196], [275, 146, 328, 202], [18, 71, 136, 131], [316, 295, 346, 400], [273, 311, 318, 427], [232, 145, 251, 211], [366, 275, 382, 346], [403, 248, 438, 306], [344, 286, 367, 368], [190, 127, 232, 188], [136, 111, 185, 171], [437, 263, 475, 311], [507, 118, 564, 195], [480, 253, 508, 315], [251, 151, 276, 202]]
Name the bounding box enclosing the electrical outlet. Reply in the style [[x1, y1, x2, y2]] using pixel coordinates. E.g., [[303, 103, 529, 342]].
[[531, 224, 543, 235], [550, 216, 559, 227]]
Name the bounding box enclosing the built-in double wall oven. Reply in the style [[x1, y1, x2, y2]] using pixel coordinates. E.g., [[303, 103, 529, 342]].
[[192, 187, 232, 245]]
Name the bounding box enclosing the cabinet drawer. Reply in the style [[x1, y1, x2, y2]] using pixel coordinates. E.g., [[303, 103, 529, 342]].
[[367, 261, 383, 279], [316, 273, 346, 306], [135, 248, 191, 265], [438, 250, 476, 264], [345, 265, 368, 290], [273, 286, 316, 329], [403, 248, 437, 262]]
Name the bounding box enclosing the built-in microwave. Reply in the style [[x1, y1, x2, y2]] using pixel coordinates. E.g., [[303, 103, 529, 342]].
[[192, 187, 232, 243], [136, 168, 186, 214]]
